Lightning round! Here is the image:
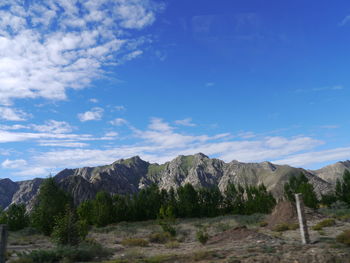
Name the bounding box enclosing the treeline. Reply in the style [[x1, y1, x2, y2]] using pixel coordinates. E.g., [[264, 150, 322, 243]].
[[1, 169, 349, 244], [76, 183, 276, 227], [0, 178, 276, 233]]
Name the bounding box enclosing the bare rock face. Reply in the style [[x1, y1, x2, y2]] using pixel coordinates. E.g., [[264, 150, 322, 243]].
[[0, 154, 339, 210], [313, 160, 350, 184]]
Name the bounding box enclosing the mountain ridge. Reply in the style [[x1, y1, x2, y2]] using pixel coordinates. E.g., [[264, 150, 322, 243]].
[[1, 153, 348, 210]]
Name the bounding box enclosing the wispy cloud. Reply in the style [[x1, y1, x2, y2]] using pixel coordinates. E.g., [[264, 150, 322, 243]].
[[2, 159, 27, 169], [110, 118, 128, 126], [78, 107, 104, 122], [12, 118, 327, 178], [174, 118, 196, 127], [339, 15, 350, 26], [0, 0, 163, 105], [0, 107, 31, 121]]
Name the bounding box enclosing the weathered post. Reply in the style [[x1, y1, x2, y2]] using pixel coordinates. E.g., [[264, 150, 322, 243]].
[[0, 225, 8, 263], [295, 193, 310, 244]]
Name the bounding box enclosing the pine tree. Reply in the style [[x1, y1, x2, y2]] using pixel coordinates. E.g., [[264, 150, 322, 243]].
[[284, 173, 318, 208], [5, 203, 29, 231], [92, 191, 114, 227], [31, 177, 71, 235], [335, 170, 350, 206]]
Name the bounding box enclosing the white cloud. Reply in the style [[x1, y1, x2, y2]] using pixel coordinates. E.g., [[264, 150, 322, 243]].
[[205, 82, 215, 87], [0, 0, 162, 105], [110, 118, 128, 126], [78, 107, 104, 122], [274, 147, 350, 167], [0, 107, 31, 121], [31, 120, 73, 134], [2, 159, 27, 169], [89, 98, 98, 103], [174, 118, 196, 127]]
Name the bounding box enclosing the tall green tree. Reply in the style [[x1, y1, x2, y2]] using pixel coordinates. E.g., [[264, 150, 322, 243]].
[[5, 203, 29, 231], [198, 186, 223, 217], [177, 183, 200, 217], [52, 205, 88, 246], [31, 177, 71, 235], [284, 173, 318, 209], [335, 170, 350, 206], [92, 191, 114, 227]]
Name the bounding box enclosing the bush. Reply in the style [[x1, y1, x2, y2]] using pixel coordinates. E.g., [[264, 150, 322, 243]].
[[165, 240, 180, 249], [14, 241, 112, 262], [196, 229, 209, 245], [273, 223, 299, 232], [148, 232, 172, 243], [336, 229, 350, 246], [259, 221, 268, 227], [121, 238, 149, 247], [311, 219, 336, 231]]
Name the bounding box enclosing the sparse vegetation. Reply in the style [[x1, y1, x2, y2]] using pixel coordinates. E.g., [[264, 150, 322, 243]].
[[121, 238, 149, 247], [312, 218, 336, 231], [196, 228, 209, 245], [273, 223, 299, 232], [336, 229, 350, 246]]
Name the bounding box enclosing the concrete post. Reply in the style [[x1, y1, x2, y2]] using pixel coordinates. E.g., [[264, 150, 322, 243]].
[[295, 193, 310, 244], [0, 225, 8, 263]]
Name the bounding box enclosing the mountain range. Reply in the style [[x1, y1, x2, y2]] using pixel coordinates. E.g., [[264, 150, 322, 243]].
[[1, 153, 349, 210]]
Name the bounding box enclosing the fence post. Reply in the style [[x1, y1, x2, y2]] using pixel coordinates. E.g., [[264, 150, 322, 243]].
[[295, 193, 310, 244], [0, 224, 8, 263]]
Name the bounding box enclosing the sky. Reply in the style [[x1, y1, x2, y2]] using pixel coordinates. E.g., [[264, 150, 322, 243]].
[[1, 0, 350, 181]]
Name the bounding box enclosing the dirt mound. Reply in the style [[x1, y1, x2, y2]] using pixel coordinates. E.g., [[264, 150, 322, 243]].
[[208, 226, 269, 244], [266, 201, 298, 229]]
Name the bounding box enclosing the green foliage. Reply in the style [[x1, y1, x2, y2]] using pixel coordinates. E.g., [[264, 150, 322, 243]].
[[30, 177, 71, 235], [273, 223, 299, 232], [93, 191, 115, 227], [51, 205, 88, 246], [336, 229, 350, 246], [158, 205, 176, 236], [311, 218, 336, 231], [148, 232, 172, 243], [16, 241, 112, 262], [77, 200, 94, 225], [196, 228, 209, 245], [1, 203, 29, 231], [121, 238, 149, 247], [320, 193, 338, 207], [284, 173, 319, 208], [177, 183, 200, 217], [335, 170, 350, 206], [198, 186, 223, 217]]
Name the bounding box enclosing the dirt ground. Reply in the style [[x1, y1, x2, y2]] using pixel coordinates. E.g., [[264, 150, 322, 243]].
[[6, 207, 350, 263]]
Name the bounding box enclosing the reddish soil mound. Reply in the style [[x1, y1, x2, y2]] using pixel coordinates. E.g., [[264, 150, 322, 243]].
[[208, 226, 266, 244], [266, 201, 298, 229]]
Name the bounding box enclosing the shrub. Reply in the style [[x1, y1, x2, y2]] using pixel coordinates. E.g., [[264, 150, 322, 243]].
[[148, 232, 172, 243], [121, 238, 149, 247], [14, 241, 112, 262], [336, 229, 350, 246], [165, 241, 180, 249], [259, 221, 268, 227], [273, 223, 299, 232], [311, 219, 336, 231], [196, 229, 209, 245]]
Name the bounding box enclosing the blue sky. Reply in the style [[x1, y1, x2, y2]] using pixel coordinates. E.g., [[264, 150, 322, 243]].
[[1, 0, 350, 181]]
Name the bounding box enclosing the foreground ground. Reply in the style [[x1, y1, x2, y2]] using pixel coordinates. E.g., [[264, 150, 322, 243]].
[[6, 208, 350, 263]]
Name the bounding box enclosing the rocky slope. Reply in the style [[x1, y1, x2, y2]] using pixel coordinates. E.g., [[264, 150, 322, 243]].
[[1, 153, 346, 210]]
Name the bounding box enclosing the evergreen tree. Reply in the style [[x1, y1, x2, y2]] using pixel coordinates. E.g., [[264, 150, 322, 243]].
[[77, 200, 94, 225], [5, 203, 29, 231], [52, 205, 88, 246], [198, 186, 223, 217], [92, 191, 114, 227], [335, 170, 350, 206], [177, 183, 200, 217], [284, 173, 318, 208], [31, 177, 71, 235]]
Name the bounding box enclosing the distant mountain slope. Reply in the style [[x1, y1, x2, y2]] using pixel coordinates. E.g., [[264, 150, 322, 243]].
[[0, 153, 341, 210], [313, 161, 350, 184]]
